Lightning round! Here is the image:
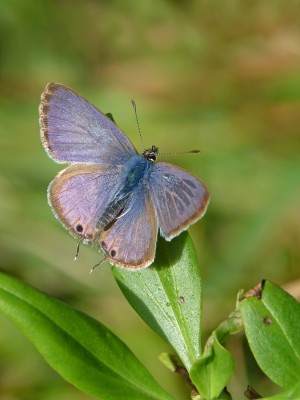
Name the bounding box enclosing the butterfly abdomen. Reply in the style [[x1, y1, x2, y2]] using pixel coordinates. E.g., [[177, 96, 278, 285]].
[[94, 193, 131, 234]]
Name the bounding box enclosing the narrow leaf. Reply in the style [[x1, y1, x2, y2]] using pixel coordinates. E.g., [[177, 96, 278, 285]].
[[190, 310, 242, 399], [113, 232, 202, 371], [0, 272, 174, 400], [239, 280, 300, 389]]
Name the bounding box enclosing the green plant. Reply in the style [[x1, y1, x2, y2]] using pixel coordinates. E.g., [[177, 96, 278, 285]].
[[0, 232, 299, 399]]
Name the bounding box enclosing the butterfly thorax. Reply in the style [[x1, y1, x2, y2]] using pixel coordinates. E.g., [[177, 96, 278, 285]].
[[122, 155, 153, 191], [143, 145, 158, 162]]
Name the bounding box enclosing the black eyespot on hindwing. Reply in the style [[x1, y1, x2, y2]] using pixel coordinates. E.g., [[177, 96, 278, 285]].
[[110, 249, 116, 257], [76, 224, 83, 233]]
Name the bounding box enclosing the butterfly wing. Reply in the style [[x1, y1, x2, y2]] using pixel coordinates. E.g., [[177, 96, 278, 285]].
[[99, 185, 158, 270], [148, 163, 210, 240], [49, 163, 123, 239], [40, 83, 137, 164]]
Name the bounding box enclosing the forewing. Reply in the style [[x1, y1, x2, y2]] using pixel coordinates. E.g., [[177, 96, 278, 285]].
[[49, 163, 123, 239], [40, 83, 137, 164], [148, 163, 210, 240], [99, 187, 158, 270]]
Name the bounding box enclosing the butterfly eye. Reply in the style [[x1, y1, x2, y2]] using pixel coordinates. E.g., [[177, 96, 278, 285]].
[[76, 224, 83, 233], [143, 146, 158, 162]]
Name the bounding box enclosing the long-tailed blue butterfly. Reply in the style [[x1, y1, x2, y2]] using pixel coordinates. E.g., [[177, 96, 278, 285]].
[[39, 83, 210, 270]]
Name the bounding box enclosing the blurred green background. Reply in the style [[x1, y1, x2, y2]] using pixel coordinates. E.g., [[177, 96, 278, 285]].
[[0, 1, 300, 399]]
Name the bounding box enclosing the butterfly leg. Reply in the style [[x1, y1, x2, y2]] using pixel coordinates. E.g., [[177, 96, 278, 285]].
[[74, 238, 84, 261], [90, 254, 108, 274]]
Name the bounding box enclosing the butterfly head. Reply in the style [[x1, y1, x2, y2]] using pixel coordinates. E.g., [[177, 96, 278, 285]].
[[143, 145, 158, 162]]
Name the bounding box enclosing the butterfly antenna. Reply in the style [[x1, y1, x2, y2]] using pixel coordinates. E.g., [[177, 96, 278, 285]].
[[131, 99, 145, 151], [159, 149, 202, 156]]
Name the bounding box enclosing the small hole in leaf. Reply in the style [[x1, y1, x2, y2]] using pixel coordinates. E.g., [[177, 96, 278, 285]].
[[263, 317, 272, 325]]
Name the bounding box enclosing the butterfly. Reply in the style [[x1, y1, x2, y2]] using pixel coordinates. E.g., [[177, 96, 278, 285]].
[[39, 83, 210, 270]]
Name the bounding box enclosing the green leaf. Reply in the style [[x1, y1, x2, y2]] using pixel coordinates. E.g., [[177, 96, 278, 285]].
[[238, 280, 300, 389], [190, 310, 242, 399], [113, 232, 202, 371], [159, 352, 178, 373], [0, 272, 174, 400]]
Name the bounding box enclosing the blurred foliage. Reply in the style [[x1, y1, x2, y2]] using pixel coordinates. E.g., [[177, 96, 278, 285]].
[[0, 0, 300, 399]]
